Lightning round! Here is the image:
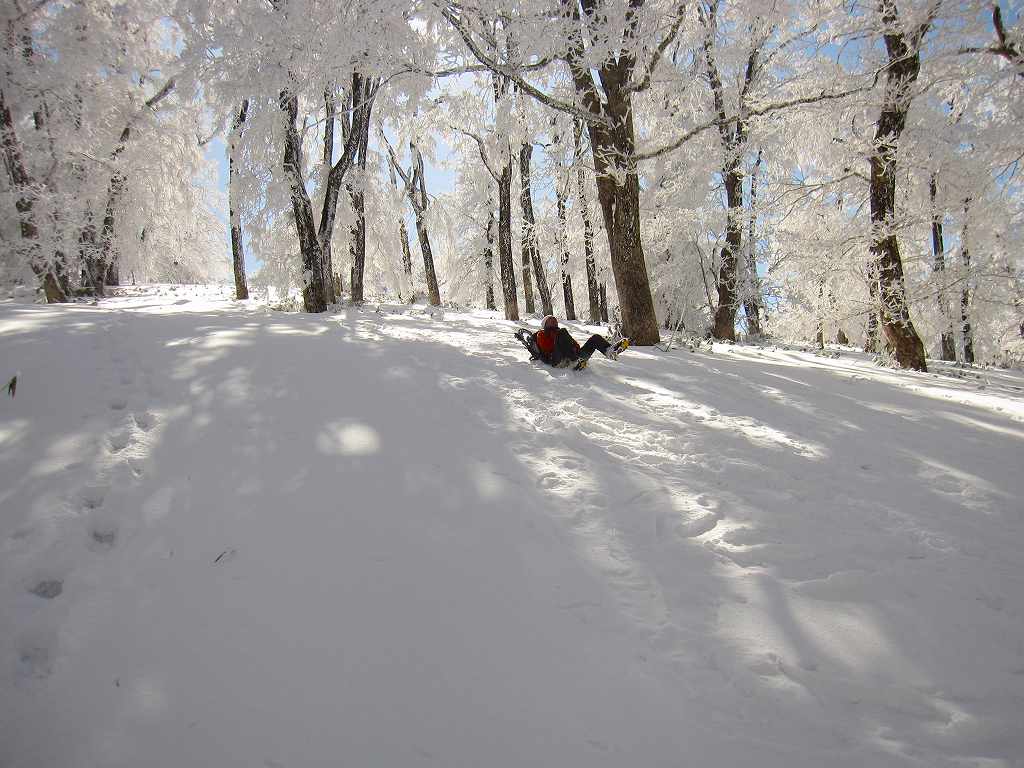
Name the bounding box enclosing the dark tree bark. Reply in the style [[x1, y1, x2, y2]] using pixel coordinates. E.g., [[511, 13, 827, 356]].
[[0, 82, 66, 302], [387, 162, 413, 278], [342, 76, 373, 304], [486, 71, 519, 321], [519, 142, 553, 316], [573, 119, 601, 323], [382, 134, 441, 306], [701, 3, 764, 341], [519, 145, 536, 314], [229, 99, 250, 300], [960, 198, 974, 364], [865, 264, 880, 353], [386, 157, 413, 298], [411, 144, 441, 306], [497, 156, 519, 319], [399, 219, 413, 277], [87, 77, 177, 296], [280, 72, 375, 312], [556, 178, 576, 320], [484, 203, 496, 310], [815, 277, 826, 349], [412, 145, 440, 306], [1, 28, 67, 302], [929, 173, 955, 360], [599, 281, 609, 323], [347, 131, 370, 304], [443, 0, 698, 341], [280, 90, 328, 312], [743, 149, 764, 335], [867, 0, 929, 370], [322, 88, 337, 303], [556, 0, 665, 343]]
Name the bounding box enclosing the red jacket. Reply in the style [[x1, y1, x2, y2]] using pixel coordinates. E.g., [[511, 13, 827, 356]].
[[535, 329, 556, 358], [534, 328, 578, 362]]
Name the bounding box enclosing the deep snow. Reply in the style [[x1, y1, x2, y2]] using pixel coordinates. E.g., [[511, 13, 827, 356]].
[[2, 285, 1023, 767]]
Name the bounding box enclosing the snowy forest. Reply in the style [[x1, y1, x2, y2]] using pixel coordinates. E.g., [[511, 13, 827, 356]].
[[4, 2, 1024, 767], [2, 0, 1022, 366]]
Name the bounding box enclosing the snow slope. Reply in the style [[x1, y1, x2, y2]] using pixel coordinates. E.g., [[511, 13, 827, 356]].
[[2, 285, 1023, 768]]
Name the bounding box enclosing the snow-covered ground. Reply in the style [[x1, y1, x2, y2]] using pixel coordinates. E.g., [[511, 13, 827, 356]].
[[2, 285, 1023, 768]]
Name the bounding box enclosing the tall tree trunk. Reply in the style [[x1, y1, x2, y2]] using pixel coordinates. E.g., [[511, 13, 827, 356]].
[[599, 280, 608, 323], [229, 99, 250, 300], [400, 219, 413, 277], [484, 203, 496, 310], [312, 72, 378, 311], [573, 119, 600, 323], [518, 142, 553, 316], [280, 89, 328, 312], [497, 156, 519, 320], [929, 172, 955, 360], [386, 158, 413, 297], [587, 106, 656, 342], [711, 158, 744, 340], [346, 78, 374, 305], [1, 31, 66, 302], [344, 76, 373, 305], [414, 215, 440, 307], [411, 144, 441, 306], [348, 125, 370, 304], [84, 77, 176, 297], [1, 90, 65, 301], [322, 88, 337, 303], [960, 198, 974, 364], [868, 0, 929, 371], [865, 264, 880, 353], [815, 277, 826, 349], [557, 180, 576, 320], [519, 145, 536, 314], [701, 4, 764, 341], [744, 149, 763, 335], [561, 0, 659, 344]]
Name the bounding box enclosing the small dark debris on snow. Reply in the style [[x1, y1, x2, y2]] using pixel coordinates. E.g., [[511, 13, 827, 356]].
[[30, 579, 63, 599], [214, 548, 236, 564]]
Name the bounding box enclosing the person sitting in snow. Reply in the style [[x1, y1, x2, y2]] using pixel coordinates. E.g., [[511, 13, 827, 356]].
[[524, 315, 627, 369]]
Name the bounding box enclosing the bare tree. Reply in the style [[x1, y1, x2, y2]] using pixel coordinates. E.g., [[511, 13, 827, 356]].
[[929, 172, 955, 360], [960, 197, 975, 363], [386, 159, 414, 294], [340, 75, 375, 304], [556, 174, 575, 320], [484, 201, 496, 310], [700, 1, 771, 341], [441, 0, 691, 343], [743, 149, 764, 335], [279, 71, 376, 312], [229, 99, 250, 300], [519, 142, 553, 315], [382, 133, 442, 306], [867, 0, 931, 370], [572, 118, 601, 323]]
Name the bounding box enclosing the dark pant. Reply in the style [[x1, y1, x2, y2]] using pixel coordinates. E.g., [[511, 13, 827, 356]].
[[551, 328, 610, 365]]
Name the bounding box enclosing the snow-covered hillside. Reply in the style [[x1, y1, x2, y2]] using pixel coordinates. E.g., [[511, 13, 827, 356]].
[[2, 286, 1023, 768]]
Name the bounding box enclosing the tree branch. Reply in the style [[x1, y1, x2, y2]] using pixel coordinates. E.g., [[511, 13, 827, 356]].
[[637, 78, 881, 162], [627, 0, 689, 93], [439, 1, 611, 128], [454, 126, 501, 181]]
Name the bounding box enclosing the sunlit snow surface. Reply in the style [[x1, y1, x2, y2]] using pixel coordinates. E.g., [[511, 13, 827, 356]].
[[2, 285, 1023, 767]]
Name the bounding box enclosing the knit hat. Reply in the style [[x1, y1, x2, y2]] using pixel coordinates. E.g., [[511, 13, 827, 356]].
[[542, 315, 558, 331]]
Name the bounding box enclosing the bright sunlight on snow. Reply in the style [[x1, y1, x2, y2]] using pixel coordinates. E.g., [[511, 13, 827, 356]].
[[2, 286, 1023, 767]]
